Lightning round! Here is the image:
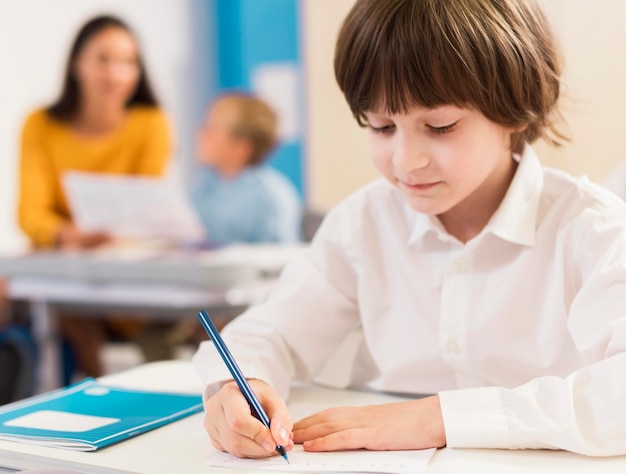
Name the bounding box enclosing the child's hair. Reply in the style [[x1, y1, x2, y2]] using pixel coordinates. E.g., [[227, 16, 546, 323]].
[[334, 0, 566, 154], [219, 93, 278, 166]]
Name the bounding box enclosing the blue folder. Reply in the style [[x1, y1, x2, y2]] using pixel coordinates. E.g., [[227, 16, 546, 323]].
[[0, 378, 203, 451]]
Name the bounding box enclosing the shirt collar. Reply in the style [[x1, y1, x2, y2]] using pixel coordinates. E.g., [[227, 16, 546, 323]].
[[484, 144, 542, 247], [406, 144, 543, 247]]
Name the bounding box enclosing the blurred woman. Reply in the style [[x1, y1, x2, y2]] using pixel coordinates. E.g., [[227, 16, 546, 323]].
[[17, 15, 172, 378]]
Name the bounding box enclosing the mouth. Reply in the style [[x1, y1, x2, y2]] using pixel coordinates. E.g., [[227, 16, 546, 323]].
[[399, 180, 441, 192]]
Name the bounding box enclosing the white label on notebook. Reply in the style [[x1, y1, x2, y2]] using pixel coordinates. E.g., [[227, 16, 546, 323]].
[[4, 410, 119, 432]]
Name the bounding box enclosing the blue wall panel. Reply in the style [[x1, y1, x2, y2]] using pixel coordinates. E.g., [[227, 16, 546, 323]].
[[213, 0, 304, 196]]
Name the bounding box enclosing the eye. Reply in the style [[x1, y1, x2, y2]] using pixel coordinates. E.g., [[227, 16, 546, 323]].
[[369, 124, 395, 134], [427, 122, 458, 135]]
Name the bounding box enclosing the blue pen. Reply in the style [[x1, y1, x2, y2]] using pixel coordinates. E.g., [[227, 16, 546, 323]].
[[197, 310, 289, 463]]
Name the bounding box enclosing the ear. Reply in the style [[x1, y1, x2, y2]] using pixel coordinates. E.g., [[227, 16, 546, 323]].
[[233, 138, 254, 166]]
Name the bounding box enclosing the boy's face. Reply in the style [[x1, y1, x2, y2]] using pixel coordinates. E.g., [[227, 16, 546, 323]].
[[196, 101, 241, 168], [365, 105, 517, 225]]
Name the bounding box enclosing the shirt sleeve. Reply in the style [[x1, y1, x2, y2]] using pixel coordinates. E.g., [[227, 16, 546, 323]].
[[439, 205, 626, 456], [251, 175, 302, 243], [133, 108, 172, 176], [192, 207, 360, 398], [17, 113, 65, 247]]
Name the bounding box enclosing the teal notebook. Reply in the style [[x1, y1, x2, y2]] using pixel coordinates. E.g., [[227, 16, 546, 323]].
[[0, 378, 203, 451]]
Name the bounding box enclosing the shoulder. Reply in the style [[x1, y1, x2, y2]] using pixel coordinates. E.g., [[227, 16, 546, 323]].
[[541, 167, 626, 222], [540, 166, 626, 251], [125, 106, 170, 132], [253, 167, 300, 201], [22, 108, 56, 132], [20, 108, 67, 143]]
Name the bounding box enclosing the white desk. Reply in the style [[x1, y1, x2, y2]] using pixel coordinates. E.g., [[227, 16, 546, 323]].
[[0, 361, 624, 474], [0, 244, 303, 391], [1, 243, 305, 312]]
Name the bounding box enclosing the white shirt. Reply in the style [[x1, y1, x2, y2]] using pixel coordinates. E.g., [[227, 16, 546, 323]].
[[192, 146, 626, 456]]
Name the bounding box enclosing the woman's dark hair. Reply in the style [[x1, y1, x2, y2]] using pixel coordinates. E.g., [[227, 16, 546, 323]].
[[47, 15, 158, 122]]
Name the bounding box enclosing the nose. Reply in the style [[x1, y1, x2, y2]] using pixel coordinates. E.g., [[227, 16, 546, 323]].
[[392, 133, 429, 174]]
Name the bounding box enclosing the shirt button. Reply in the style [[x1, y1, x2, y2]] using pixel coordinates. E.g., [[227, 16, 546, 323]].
[[447, 339, 461, 354], [454, 258, 468, 273]]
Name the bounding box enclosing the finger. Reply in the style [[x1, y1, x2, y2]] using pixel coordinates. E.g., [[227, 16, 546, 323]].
[[223, 403, 274, 442], [263, 400, 292, 447], [293, 409, 350, 444], [226, 432, 280, 459], [205, 384, 275, 457], [293, 407, 349, 431], [303, 428, 371, 452], [293, 411, 325, 430], [218, 403, 277, 458], [220, 397, 277, 455], [210, 436, 225, 452]]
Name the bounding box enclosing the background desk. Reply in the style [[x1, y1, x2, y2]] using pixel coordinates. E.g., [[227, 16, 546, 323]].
[[0, 244, 304, 390], [0, 361, 624, 474]]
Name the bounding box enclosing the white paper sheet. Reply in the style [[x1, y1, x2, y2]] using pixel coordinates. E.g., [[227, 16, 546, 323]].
[[4, 410, 119, 433], [206, 445, 436, 474], [63, 172, 205, 242]]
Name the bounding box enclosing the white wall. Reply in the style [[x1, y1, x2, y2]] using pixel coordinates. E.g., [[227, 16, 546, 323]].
[[535, 0, 626, 180], [0, 0, 213, 251], [302, 0, 375, 212]]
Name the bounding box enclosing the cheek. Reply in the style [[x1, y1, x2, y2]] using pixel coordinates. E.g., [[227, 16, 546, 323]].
[[124, 65, 140, 86], [369, 136, 393, 176], [75, 61, 98, 85]]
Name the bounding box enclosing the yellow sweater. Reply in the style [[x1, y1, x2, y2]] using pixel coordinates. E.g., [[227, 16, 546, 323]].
[[18, 106, 172, 247]]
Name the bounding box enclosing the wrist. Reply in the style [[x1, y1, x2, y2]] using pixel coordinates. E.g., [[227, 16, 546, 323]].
[[426, 395, 447, 448]]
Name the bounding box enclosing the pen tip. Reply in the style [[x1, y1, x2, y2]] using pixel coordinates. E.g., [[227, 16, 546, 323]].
[[283, 454, 289, 464]]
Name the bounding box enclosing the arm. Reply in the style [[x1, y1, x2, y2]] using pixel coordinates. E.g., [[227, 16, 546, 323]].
[[17, 113, 66, 247], [192, 207, 361, 456]]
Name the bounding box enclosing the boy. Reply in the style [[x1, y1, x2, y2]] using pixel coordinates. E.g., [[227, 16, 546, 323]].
[[193, 0, 626, 457], [191, 93, 301, 245]]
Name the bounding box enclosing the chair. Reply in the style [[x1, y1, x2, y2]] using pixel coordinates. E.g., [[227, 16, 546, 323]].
[[301, 208, 325, 242]]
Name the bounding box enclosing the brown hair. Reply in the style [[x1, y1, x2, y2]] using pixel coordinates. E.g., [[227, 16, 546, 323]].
[[219, 93, 278, 165], [334, 0, 566, 153], [47, 15, 158, 122]]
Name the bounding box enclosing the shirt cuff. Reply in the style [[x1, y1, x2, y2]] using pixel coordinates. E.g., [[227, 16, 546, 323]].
[[438, 386, 511, 449]]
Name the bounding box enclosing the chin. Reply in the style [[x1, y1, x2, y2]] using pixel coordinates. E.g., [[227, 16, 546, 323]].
[[400, 193, 448, 215]]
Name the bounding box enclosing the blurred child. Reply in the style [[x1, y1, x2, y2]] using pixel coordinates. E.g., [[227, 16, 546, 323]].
[[191, 93, 301, 245], [193, 0, 626, 459]]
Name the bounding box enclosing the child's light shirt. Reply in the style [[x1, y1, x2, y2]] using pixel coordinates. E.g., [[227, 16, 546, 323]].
[[193, 146, 626, 456], [190, 165, 302, 244]]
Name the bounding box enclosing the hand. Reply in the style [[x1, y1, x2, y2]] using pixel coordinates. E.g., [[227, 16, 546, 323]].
[[56, 223, 111, 249], [203, 379, 294, 458], [293, 395, 446, 452]]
